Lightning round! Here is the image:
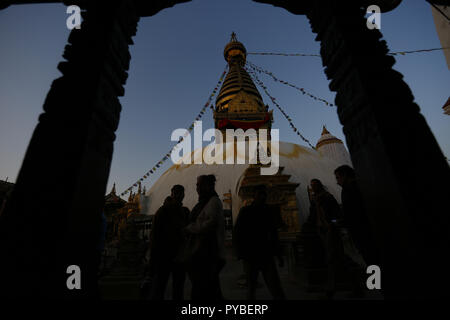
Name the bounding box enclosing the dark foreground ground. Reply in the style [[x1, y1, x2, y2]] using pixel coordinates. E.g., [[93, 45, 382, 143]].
[[99, 245, 383, 300]]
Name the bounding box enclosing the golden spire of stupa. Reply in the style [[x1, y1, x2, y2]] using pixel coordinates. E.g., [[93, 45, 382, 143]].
[[215, 33, 265, 114]]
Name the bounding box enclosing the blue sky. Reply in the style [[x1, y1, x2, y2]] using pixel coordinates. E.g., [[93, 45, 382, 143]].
[[0, 0, 448, 198]]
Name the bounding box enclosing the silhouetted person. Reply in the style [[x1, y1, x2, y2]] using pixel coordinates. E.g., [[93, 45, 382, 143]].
[[0, 188, 12, 218], [83, 211, 107, 299], [149, 185, 189, 300], [97, 211, 107, 274], [234, 185, 286, 300], [334, 165, 380, 267], [184, 175, 225, 300], [309, 179, 344, 299]]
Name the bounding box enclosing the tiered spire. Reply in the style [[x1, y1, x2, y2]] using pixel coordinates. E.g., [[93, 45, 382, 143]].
[[128, 190, 134, 202], [215, 33, 265, 113]]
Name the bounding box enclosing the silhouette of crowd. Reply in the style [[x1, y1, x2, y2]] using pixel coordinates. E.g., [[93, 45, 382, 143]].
[[1, 166, 380, 299], [145, 174, 226, 300], [136, 165, 380, 300]]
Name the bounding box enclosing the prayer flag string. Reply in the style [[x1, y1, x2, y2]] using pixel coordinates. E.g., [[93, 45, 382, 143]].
[[247, 47, 450, 57], [247, 61, 334, 107], [245, 66, 316, 150], [120, 65, 228, 197]]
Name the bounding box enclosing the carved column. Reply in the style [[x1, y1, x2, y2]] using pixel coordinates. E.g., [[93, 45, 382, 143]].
[[306, 1, 450, 298], [0, 0, 139, 298]]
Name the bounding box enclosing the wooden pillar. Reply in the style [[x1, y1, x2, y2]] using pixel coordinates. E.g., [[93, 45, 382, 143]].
[[304, 0, 450, 298], [0, 0, 139, 298]]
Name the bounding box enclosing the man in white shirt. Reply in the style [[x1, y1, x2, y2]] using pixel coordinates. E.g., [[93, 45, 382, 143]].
[[185, 175, 226, 300]]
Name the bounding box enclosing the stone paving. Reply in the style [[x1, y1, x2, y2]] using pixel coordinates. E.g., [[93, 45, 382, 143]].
[[99, 245, 383, 300]]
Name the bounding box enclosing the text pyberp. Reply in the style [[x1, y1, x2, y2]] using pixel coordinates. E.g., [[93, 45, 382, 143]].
[[180, 304, 269, 317]]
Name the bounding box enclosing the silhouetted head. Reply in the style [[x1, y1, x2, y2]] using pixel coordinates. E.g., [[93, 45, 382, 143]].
[[253, 184, 268, 205], [171, 184, 185, 204], [310, 179, 325, 194], [197, 174, 216, 197], [334, 165, 355, 187]]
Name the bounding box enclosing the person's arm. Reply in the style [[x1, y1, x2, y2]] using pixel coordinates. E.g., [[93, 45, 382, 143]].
[[271, 225, 282, 256], [149, 207, 163, 256], [185, 197, 220, 235], [329, 194, 343, 222], [183, 207, 190, 225], [179, 207, 190, 238], [233, 207, 246, 260], [319, 193, 341, 224], [268, 210, 284, 267], [315, 198, 329, 229]]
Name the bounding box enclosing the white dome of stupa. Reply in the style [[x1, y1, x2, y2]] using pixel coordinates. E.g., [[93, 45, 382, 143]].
[[143, 140, 346, 227]]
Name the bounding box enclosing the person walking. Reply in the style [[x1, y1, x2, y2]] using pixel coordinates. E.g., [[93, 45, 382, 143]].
[[149, 185, 190, 300], [184, 175, 225, 301], [334, 165, 380, 267], [234, 185, 286, 300], [309, 178, 344, 299]]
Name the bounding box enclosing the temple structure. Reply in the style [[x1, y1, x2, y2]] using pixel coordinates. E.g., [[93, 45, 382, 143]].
[[316, 126, 352, 166], [143, 35, 352, 239], [104, 182, 151, 242], [2, 0, 449, 299]]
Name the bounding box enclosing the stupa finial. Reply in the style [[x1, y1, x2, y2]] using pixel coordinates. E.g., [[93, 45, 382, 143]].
[[230, 31, 237, 42], [321, 125, 330, 135]]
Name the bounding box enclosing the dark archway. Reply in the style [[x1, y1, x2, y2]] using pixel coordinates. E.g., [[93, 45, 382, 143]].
[[0, 0, 448, 299]]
